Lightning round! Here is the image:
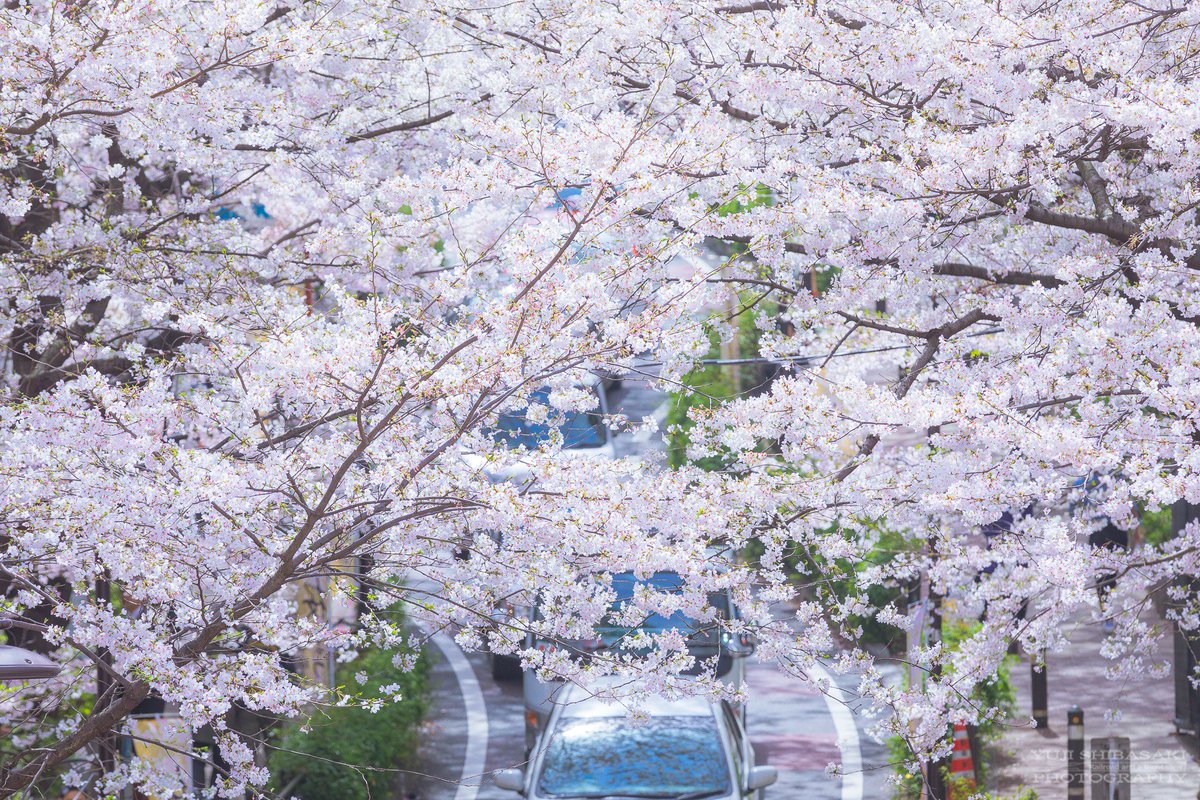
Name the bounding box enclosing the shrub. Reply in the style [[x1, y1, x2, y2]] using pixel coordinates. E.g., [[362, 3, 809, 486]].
[[1139, 503, 1173, 546], [887, 735, 1037, 800], [941, 620, 1017, 746], [773, 520, 915, 651], [665, 292, 778, 471], [270, 644, 429, 800], [887, 620, 1021, 798], [665, 356, 735, 471]]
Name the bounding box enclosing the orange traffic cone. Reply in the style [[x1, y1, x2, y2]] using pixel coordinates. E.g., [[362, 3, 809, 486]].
[[948, 723, 976, 797]]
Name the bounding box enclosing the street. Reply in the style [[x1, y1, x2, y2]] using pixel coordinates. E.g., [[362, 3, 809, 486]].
[[406, 373, 898, 800], [409, 632, 898, 800]]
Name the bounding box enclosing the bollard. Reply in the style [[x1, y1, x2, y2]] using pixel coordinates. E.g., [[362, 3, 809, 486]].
[[1067, 704, 1085, 800], [1090, 735, 1130, 800], [1031, 656, 1048, 729]]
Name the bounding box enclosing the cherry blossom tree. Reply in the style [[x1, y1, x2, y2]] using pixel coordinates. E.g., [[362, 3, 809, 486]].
[[3, 0, 1200, 795]]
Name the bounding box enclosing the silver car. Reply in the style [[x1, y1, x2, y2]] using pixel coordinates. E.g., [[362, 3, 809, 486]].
[[494, 683, 777, 800], [520, 559, 755, 751]]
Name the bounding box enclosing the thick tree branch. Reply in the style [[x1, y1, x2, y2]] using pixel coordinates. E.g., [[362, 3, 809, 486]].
[[18, 297, 112, 397], [934, 262, 1064, 288], [1075, 160, 1116, 221]]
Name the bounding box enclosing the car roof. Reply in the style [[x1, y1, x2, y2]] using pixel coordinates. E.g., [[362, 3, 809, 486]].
[[557, 682, 716, 720]]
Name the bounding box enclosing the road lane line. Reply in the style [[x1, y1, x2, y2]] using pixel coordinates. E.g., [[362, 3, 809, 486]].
[[809, 661, 864, 800], [431, 632, 489, 800]]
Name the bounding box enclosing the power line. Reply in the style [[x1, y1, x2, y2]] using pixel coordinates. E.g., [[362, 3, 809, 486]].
[[695, 327, 1003, 366]]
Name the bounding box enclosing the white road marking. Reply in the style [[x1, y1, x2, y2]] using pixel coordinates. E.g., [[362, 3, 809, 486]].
[[432, 631, 489, 800], [809, 661, 864, 800]]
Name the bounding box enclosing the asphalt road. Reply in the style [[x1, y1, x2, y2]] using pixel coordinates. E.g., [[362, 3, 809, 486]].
[[405, 374, 898, 800], [409, 637, 897, 800]]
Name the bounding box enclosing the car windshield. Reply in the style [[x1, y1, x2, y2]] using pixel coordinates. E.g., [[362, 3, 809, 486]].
[[595, 572, 730, 650], [537, 716, 730, 798], [491, 388, 606, 450]]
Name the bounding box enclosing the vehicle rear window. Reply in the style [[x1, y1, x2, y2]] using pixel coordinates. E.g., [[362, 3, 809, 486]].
[[491, 388, 606, 449], [595, 572, 730, 648], [537, 716, 731, 798]]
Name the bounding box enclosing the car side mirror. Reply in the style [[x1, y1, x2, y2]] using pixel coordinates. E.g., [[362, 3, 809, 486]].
[[723, 631, 756, 656], [493, 768, 525, 793], [747, 765, 778, 791]]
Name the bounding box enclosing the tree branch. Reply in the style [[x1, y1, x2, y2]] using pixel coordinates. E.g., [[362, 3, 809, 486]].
[[934, 262, 1064, 288]]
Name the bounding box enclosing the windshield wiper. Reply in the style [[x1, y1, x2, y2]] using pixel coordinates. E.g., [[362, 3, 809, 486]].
[[671, 791, 727, 800]]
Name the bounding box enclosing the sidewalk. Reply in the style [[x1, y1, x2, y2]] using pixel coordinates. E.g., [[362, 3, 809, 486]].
[[990, 604, 1200, 799]]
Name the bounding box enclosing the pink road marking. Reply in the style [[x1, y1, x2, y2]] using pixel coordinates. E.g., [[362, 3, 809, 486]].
[[747, 663, 824, 696], [753, 732, 842, 771]]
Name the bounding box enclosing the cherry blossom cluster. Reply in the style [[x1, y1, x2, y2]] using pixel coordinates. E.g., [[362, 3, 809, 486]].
[[3, 0, 1200, 794]]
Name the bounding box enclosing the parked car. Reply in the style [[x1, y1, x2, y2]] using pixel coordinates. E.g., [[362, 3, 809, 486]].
[[520, 558, 755, 751], [494, 682, 777, 799], [487, 380, 614, 459], [480, 378, 615, 681], [463, 379, 615, 510]]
